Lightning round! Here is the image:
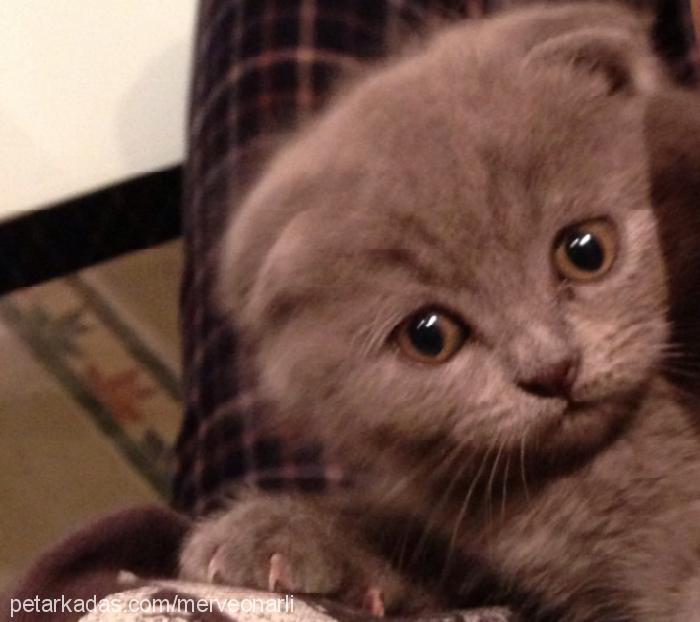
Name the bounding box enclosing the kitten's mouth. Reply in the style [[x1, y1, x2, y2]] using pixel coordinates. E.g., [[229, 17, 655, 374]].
[[565, 399, 600, 414], [531, 396, 599, 418]]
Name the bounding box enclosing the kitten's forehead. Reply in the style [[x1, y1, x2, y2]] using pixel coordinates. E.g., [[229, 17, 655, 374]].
[[308, 72, 647, 289], [295, 19, 650, 267]]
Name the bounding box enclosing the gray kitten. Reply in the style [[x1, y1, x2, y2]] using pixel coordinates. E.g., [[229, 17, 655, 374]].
[[180, 3, 700, 620]]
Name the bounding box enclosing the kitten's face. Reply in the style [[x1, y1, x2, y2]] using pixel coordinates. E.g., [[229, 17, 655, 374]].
[[223, 7, 669, 473]]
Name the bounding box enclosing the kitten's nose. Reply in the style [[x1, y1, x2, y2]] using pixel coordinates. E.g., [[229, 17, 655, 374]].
[[516, 357, 578, 400]]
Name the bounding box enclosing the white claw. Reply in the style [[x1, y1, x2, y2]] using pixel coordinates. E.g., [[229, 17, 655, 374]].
[[363, 587, 385, 618], [268, 552, 292, 592], [207, 545, 226, 583]]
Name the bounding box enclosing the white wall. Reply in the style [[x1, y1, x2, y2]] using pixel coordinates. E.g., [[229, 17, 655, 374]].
[[0, 1, 197, 221]]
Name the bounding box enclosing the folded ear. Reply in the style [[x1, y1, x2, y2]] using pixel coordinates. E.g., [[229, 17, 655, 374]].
[[525, 27, 666, 96]]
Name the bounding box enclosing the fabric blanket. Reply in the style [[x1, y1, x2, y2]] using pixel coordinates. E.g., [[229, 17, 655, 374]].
[[0, 506, 515, 622]]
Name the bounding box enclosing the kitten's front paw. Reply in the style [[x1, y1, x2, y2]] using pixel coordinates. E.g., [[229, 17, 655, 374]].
[[179, 493, 421, 616]]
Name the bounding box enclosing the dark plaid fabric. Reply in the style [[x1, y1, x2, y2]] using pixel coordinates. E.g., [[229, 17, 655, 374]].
[[175, 0, 697, 515]]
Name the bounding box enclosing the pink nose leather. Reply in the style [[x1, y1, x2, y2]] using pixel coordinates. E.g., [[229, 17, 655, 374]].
[[517, 358, 578, 399]]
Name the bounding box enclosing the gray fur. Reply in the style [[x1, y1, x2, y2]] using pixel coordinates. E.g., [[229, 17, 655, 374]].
[[181, 3, 700, 620]]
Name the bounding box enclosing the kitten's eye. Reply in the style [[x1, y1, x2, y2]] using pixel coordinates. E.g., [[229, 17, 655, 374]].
[[396, 309, 467, 364], [553, 219, 617, 282]]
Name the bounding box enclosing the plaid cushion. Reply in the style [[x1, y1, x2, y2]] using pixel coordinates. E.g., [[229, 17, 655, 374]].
[[175, 0, 697, 515]]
